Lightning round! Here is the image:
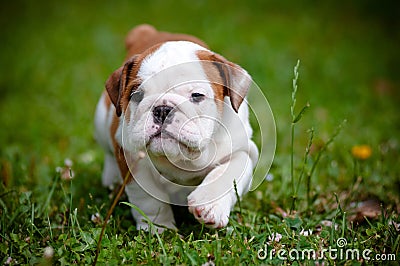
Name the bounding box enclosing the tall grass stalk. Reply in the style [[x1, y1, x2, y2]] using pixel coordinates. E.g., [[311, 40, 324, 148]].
[[289, 60, 310, 213]]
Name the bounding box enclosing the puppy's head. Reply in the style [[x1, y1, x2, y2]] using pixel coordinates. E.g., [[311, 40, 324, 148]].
[[106, 41, 251, 160]]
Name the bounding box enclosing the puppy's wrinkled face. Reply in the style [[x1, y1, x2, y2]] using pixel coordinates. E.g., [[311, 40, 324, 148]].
[[126, 68, 219, 161], [121, 42, 221, 161]]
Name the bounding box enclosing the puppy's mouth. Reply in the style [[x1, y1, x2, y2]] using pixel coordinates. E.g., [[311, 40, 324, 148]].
[[148, 129, 173, 141], [147, 129, 200, 153]]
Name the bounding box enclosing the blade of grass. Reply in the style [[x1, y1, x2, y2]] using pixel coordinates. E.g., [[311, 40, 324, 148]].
[[233, 179, 243, 218]]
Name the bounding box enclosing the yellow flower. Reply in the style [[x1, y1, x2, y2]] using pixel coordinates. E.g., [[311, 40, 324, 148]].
[[351, 145, 372, 160]]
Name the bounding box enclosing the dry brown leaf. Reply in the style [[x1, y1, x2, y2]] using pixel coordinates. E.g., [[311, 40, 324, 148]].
[[347, 199, 381, 223]]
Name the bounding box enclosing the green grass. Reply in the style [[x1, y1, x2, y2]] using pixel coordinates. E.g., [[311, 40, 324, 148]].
[[1, 0, 400, 264]]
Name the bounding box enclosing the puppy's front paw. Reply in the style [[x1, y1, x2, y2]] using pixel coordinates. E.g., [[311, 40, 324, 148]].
[[187, 192, 232, 228]]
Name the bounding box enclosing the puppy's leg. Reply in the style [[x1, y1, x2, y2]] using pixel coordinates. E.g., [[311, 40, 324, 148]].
[[101, 153, 121, 188], [125, 181, 176, 232], [188, 151, 254, 228]]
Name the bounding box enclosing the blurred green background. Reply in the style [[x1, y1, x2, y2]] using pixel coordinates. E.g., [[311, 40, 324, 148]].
[[0, 0, 399, 185]]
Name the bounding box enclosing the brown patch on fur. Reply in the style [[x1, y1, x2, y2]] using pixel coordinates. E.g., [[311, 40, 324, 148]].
[[197, 50, 226, 113], [105, 66, 124, 115], [196, 50, 249, 113], [125, 24, 208, 58]]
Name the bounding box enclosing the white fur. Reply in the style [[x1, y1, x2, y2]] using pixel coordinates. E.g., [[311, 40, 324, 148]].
[[95, 41, 259, 230], [138, 41, 208, 82]]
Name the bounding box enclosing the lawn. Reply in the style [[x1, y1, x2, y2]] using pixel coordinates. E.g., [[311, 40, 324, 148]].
[[1, 0, 399, 264]]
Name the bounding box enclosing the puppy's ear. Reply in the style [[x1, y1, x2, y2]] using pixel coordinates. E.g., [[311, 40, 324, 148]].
[[199, 51, 251, 113], [105, 56, 138, 117]]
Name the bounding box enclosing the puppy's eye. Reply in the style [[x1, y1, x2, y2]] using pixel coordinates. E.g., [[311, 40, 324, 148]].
[[191, 92, 205, 103], [130, 90, 144, 103]]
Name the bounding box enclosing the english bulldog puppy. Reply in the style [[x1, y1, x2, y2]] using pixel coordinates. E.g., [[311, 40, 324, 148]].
[[94, 24, 259, 230]]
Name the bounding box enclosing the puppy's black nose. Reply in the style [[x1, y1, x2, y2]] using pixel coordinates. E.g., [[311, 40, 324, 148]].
[[153, 105, 173, 124]]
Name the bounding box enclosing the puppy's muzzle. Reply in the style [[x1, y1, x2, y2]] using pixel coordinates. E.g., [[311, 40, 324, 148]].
[[153, 105, 174, 125]]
